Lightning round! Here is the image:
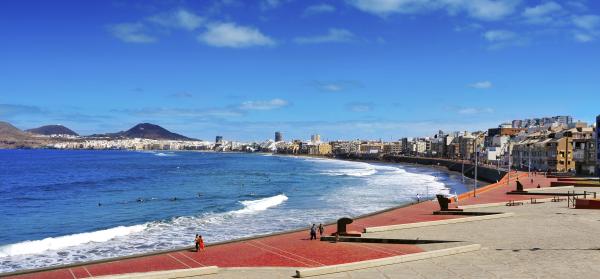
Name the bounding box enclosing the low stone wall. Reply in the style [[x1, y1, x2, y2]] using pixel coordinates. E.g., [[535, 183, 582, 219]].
[[337, 154, 506, 184]]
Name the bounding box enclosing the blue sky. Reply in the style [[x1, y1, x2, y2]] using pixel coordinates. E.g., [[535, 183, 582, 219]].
[[0, 0, 599, 141]]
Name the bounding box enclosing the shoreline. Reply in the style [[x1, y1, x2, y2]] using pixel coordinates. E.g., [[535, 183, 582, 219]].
[[0, 152, 480, 277]]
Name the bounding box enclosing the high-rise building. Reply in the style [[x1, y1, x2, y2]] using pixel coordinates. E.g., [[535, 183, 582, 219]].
[[556, 115, 573, 126], [275, 131, 283, 142], [311, 134, 321, 143], [596, 115, 600, 176], [512, 120, 522, 128], [215, 136, 223, 144]]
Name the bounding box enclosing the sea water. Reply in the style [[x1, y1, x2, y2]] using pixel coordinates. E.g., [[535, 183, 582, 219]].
[[0, 149, 470, 272]]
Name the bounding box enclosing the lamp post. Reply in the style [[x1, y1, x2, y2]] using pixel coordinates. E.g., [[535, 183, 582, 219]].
[[507, 141, 511, 187], [474, 144, 478, 198], [528, 143, 532, 177], [461, 155, 465, 182]]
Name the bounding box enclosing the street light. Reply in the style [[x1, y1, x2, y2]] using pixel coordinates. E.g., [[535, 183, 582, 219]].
[[528, 143, 532, 177], [474, 143, 478, 198]]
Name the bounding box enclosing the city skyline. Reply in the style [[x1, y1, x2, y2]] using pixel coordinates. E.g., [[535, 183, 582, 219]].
[[1, 0, 599, 141]]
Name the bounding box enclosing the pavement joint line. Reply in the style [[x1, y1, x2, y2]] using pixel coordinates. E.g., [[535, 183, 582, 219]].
[[251, 240, 325, 266], [364, 213, 515, 233], [178, 251, 205, 267], [345, 242, 402, 257], [68, 268, 77, 279], [459, 198, 556, 209], [167, 253, 192, 269], [295, 244, 482, 278], [244, 241, 312, 267], [89, 266, 219, 279], [527, 186, 574, 192], [82, 266, 93, 278]]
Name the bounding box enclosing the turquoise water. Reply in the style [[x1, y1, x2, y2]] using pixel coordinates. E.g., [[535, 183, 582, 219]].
[[0, 149, 469, 272]]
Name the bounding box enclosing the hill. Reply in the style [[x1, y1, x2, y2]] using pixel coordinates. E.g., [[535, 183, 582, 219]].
[[0, 121, 29, 139], [92, 123, 195, 141], [26, 125, 79, 136], [0, 121, 49, 148]]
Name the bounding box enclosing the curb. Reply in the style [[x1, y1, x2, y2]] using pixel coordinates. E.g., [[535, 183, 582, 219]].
[[364, 213, 514, 233], [527, 186, 574, 192], [458, 198, 556, 209], [92, 266, 218, 279], [295, 244, 481, 278]]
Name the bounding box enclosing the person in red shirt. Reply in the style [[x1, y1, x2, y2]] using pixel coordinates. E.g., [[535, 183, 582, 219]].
[[198, 235, 205, 252]]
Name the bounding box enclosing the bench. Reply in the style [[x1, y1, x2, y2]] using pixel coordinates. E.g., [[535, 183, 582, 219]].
[[530, 198, 543, 204], [506, 200, 524, 206], [551, 196, 566, 202]]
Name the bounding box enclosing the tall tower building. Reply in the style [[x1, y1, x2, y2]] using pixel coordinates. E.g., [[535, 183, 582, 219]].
[[311, 134, 321, 143], [215, 136, 223, 144], [275, 131, 282, 142], [596, 115, 599, 176]]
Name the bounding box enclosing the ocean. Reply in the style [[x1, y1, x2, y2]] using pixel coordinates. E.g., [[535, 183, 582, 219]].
[[0, 149, 471, 273]]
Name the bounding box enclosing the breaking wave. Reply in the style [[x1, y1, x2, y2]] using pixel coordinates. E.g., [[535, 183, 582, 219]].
[[0, 224, 147, 258], [0, 194, 288, 260], [154, 152, 176, 157], [234, 194, 288, 214]]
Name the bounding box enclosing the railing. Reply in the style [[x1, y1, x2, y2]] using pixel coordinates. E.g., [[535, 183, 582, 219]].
[[567, 190, 597, 208]]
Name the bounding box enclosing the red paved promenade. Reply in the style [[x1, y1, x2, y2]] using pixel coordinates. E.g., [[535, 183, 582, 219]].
[[5, 171, 556, 279]]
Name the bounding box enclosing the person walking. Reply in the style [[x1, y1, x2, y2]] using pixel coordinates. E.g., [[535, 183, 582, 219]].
[[310, 224, 317, 240], [416, 193, 421, 203], [318, 223, 324, 238], [198, 235, 205, 252], [194, 234, 200, 252]]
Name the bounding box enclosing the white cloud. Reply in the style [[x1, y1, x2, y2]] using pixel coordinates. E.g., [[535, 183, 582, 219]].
[[198, 23, 276, 48], [260, 0, 291, 10], [346, 0, 520, 21], [239, 99, 289, 110], [346, 102, 373, 112], [119, 107, 243, 118], [294, 28, 355, 44], [482, 29, 527, 49], [522, 1, 562, 24], [572, 14, 600, 30], [304, 3, 336, 16], [573, 32, 594, 42], [460, 0, 520, 21], [147, 9, 204, 30], [109, 23, 157, 43], [483, 29, 516, 41], [312, 80, 362, 92], [458, 107, 494, 114], [321, 84, 343, 92], [572, 15, 600, 43], [469, 81, 493, 89]]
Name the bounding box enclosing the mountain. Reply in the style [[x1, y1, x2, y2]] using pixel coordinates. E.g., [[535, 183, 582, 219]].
[[0, 121, 29, 139], [92, 123, 195, 141], [0, 121, 48, 148], [26, 125, 79, 136]]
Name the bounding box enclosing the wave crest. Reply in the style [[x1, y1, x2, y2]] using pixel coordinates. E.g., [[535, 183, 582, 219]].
[[0, 224, 147, 258], [234, 194, 288, 214]]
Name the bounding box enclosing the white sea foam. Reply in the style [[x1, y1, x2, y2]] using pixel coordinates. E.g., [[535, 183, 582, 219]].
[[0, 224, 147, 258], [0, 194, 287, 261], [233, 194, 288, 214], [154, 152, 175, 157], [300, 157, 379, 177]]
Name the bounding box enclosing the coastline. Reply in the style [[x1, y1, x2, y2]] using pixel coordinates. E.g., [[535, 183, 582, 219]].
[[1, 152, 479, 277]]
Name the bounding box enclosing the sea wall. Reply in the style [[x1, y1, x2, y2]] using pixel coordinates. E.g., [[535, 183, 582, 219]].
[[337, 154, 506, 184]]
